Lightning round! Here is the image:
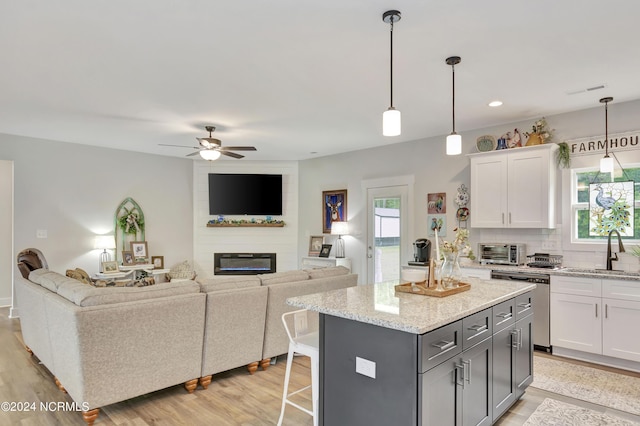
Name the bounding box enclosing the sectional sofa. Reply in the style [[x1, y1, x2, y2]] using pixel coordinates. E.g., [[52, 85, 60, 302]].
[[15, 250, 357, 425]]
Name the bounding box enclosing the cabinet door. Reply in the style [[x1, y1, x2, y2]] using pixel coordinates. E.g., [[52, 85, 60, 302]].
[[461, 338, 492, 426], [492, 326, 515, 421], [506, 147, 555, 228], [602, 298, 640, 362], [470, 155, 508, 228], [420, 358, 461, 426], [550, 293, 601, 354], [514, 315, 533, 398]]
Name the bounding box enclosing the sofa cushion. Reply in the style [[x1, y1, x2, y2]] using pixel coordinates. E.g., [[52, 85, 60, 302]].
[[198, 276, 261, 293], [259, 270, 310, 286], [56, 279, 200, 307], [29, 269, 78, 292], [307, 265, 350, 280]]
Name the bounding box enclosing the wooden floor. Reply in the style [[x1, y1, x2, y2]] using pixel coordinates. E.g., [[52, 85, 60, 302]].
[[2, 307, 639, 425]]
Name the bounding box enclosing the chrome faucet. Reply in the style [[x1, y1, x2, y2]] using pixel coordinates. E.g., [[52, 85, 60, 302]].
[[606, 229, 625, 270]]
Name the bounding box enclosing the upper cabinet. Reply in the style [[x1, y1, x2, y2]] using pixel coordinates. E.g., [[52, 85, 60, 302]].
[[469, 144, 558, 229]]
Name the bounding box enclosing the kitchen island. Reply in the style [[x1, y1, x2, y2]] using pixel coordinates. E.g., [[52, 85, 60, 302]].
[[288, 278, 536, 426]]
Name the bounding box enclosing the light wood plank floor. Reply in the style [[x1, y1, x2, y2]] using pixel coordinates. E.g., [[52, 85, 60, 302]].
[[2, 307, 639, 425]]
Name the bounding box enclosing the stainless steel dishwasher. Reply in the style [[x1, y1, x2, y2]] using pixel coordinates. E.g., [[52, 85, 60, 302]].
[[490, 270, 551, 351]]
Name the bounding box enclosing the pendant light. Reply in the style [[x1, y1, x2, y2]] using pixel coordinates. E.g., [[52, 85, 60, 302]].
[[599, 96, 614, 173], [382, 10, 401, 137], [446, 56, 462, 155]]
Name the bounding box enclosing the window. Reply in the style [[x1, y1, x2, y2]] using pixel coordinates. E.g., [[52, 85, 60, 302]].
[[571, 166, 640, 242]]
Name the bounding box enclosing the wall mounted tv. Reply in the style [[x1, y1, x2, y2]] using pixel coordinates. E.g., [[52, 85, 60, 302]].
[[208, 173, 283, 215]]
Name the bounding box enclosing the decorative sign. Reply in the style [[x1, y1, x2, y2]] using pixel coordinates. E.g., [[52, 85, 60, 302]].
[[588, 181, 634, 236], [567, 131, 640, 157]]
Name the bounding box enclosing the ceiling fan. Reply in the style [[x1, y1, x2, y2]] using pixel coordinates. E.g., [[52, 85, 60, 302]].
[[159, 126, 257, 160]]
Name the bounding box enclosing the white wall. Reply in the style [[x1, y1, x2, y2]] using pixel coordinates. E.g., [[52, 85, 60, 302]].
[[298, 99, 640, 281], [0, 133, 194, 313], [0, 160, 13, 307], [193, 160, 298, 279]]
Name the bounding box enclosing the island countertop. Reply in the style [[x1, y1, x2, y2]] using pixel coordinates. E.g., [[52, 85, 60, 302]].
[[287, 278, 536, 334]]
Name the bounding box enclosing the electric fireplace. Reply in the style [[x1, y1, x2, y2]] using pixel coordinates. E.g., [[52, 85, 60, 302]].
[[214, 253, 276, 275]]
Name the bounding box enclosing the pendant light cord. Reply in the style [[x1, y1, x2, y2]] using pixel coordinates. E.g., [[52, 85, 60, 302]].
[[451, 63, 456, 133], [389, 19, 394, 108], [604, 100, 609, 157]]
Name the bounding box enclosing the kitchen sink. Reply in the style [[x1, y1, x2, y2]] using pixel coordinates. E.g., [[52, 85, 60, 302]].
[[560, 267, 640, 278]]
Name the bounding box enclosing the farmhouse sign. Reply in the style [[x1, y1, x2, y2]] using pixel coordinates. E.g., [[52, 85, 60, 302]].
[[567, 130, 639, 157]]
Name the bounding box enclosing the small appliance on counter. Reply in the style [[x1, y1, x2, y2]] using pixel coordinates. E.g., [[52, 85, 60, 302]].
[[478, 243, 525, 265], [408, 238, 431, 266]]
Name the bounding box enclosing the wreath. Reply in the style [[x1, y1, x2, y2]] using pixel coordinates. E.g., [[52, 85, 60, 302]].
[[117, 207, 145, 235]]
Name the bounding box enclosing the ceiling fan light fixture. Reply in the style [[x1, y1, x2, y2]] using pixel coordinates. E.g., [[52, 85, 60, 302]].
[[200, 149, 221, 161], [382, 10, 401, 137], [599, 96, 614, 173]]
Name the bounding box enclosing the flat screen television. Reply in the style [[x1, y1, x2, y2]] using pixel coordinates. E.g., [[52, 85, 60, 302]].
[[208, 173, 283, 215]]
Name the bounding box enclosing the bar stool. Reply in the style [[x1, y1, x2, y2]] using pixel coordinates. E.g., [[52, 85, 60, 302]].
[[277, 309, 319, 426]]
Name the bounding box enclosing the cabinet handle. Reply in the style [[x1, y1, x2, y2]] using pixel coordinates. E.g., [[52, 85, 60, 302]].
[[605, 304, 608, 319], [502, 213, 505, 224], [432, 340, 455, 351], [595, 304, 598, 318], [510, 329, 519, 349], [455, 363, 465, 388], [518, 328, 523, 350], [467, 324, 488, 333], [496, 312, 512, 319], [517, 302, 532, 309], [464, 360, 471, 384], [509, 212, 512, 224]]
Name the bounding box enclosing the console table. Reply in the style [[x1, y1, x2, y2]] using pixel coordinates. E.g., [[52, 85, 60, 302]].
[[93, 265, 170, 281], [301, 256, 351, 272]]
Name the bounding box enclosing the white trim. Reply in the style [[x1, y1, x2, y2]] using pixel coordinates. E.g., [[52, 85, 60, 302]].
[[552, 346, 640, 373], [9, 306, 19, 318]]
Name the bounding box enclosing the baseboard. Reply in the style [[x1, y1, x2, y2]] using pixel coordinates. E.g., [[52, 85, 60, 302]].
[[9, 306, 19, 318], [552, 346, 640, 373]]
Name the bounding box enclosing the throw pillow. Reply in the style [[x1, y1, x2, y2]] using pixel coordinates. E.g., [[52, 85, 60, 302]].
[[65, 268, 92, 285], [168, 260, 197, 281]]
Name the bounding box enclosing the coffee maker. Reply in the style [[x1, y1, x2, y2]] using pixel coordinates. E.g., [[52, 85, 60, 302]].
[[409, 238, 431, 266]]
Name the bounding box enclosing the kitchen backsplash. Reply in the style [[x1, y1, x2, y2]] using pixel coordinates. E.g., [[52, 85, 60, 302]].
[[470, 226, 639, 272]]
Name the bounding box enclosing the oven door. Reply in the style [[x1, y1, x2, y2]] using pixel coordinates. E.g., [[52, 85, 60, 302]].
[[480, 244, 510, 264]]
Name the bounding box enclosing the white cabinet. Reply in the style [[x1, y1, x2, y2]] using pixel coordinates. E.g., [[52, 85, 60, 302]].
[[551, 275, 640, 363], [301, 256, 351, 272], [469, 144, 557, 229]]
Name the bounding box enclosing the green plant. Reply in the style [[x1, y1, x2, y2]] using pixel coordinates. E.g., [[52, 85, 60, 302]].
[[556, 142, 571, 168]]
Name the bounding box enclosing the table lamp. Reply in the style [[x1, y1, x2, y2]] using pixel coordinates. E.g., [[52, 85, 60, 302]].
[[330, 221, 349, 258], [94, 235, 116, 272]]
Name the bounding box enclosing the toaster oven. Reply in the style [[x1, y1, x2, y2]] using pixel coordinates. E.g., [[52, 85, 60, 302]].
[[479, 243, 526, 265]]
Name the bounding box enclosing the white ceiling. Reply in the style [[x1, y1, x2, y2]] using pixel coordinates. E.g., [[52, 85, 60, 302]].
[[2, 1, 639, 161]]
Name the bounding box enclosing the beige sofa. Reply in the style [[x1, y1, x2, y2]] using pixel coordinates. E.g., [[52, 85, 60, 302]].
[[15, 268, 206, 425], [16, 253, 356, 425]]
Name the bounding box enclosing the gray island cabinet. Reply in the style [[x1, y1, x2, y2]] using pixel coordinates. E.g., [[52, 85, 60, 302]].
[[288, 278, 535, 426]]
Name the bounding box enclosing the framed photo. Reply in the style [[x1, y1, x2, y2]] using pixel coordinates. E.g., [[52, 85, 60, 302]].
[[130, 241, 148, 263], [151, 256, 164, 269], [322, 189, 347, 234], [319, 244, 332, 258], [122, 251, 135, 266], [102, 261, 119, 274], [308, 236, 324, 257], [427, 192, 446, 214]]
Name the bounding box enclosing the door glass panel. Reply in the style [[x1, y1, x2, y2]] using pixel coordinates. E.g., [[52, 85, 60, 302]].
[[373, 197, 400, 283]]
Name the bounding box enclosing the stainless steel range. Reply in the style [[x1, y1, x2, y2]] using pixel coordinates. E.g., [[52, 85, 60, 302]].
[[490, 269, 551, 351]]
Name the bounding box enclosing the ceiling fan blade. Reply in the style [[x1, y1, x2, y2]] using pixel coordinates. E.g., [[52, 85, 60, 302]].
[[159, 143, 201, 149], [186, 151, 202, 157], [220, 151, 244, 159], [218, 146, 257, 151]]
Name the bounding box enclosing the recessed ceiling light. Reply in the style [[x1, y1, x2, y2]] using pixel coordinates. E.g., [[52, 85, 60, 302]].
[[488, 100, 503, 107]]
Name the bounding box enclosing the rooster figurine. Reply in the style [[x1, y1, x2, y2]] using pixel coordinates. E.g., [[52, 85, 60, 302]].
[[593, 184, 616, 210], [511, 129, 522, 148]]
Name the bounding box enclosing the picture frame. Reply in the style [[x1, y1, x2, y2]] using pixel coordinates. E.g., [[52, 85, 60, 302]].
[[308, 236, 325, 257], [319, 244, 332, 258], [101, 260, 119, 274], [122, 250, 135, 266], [322, 189, 347, 234], [130, 241, 148, 263], [151, 256, 164, 269]]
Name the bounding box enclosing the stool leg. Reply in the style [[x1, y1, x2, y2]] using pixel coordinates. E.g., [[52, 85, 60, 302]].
[[311, 353, 319, 426], [277, 346, 295, 426]]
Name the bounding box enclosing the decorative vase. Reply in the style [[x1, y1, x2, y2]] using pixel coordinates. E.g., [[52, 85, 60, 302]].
[[525, 132, 543, 146], [496, 138, 508, 150], [440, 252, 462, 288]]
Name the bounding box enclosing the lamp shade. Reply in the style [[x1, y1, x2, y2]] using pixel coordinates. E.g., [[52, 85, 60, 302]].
[[94, 235, 116, 250], [446, 133, 462, 156], [331, 221, 349, 235], [383, 108, 401, 136], [600, 156, 614, 173], [200, 150, 221, 161]]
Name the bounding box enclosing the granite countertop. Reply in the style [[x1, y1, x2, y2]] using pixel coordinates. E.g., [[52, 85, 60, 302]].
[[462, 263, 640, 281], [287, 278, 535, 335]]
